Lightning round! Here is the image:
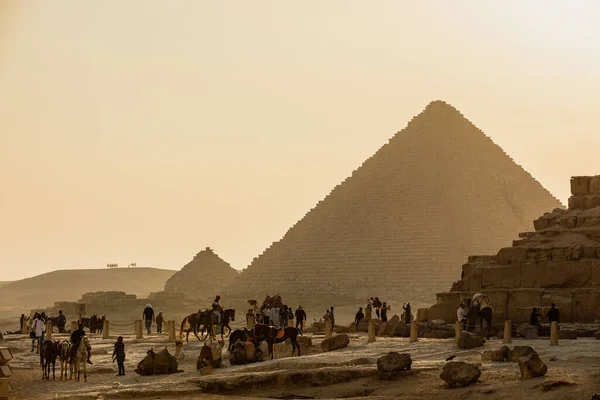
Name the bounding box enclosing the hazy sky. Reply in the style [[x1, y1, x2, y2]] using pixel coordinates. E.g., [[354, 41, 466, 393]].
[[2, 1, 600, 281]]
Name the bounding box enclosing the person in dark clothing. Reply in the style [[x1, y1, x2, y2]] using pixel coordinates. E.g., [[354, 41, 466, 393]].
[[530, 307, 543, 335], [546, 303, 560, 324], [19, 314, 26, 334], [373, 297, 382, 319], [381, 302, 390, 322], [112, 336, 126, 376], [354, 307, 364, 329], [295, 306, 307, 331], [70, 324, 92, 364], [403, 303, 412, 325], [156, 312, 164, 334], [57, 310, 66, 333], [143, 304, 154, 335], [329, 307, 335, 328]]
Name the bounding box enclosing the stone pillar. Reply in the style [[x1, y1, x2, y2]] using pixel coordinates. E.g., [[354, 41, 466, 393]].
[[102, 320, 109, 339], [550, 321, 559, 346], [409, 321, 418, 342], [368, 319, 376, 343], [135, 320, 143, 339], [70, 321, 78, 333], [455, 321, 462, 344], [46, 321, 52, 339], [247, 314, 255, 330], [168, 321, 176, 341], [503, 320, 512, 344], [325, 320, 333, 339]]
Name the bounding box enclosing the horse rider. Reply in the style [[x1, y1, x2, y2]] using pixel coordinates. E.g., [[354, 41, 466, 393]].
[[212, 295, 223, 326], [70, 323, 93, 364]]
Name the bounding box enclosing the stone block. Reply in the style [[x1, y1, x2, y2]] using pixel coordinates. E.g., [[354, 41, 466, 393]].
[[481, 265, 521, 289], [558, 330, 578, 340], [568, 195, 585, 210], [572, 289, 600, 322], [591, 262, 600, 285], [427, 302, 458, 323], [518, 353, 547, 379], [590, 176, 600, 194], [571, 176, 590, 196], [507, 345, 537, 362], [439, 362, 481, 388], [464, 268, 482, 291], [520, 261, 592, 288]]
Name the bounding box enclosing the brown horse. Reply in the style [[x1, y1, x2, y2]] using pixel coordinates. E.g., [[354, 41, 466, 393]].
[[40, 339, 61, 380], [252, 323, 300, 359], [201, 309, 236, 340], [180, 311, 206, 343]]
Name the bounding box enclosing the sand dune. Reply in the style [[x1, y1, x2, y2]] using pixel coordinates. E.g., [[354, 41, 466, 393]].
[[1, 267, 175, 308]]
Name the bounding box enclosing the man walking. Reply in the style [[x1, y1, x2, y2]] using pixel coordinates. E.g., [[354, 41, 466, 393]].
[[295, 306, 306, 331], [156, 312, 164, 334], [143, 304, 154, 335], [57, 310, 67, 333]]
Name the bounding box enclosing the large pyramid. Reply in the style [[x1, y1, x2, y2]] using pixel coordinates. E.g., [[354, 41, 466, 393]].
[[164, 247, 239, 302], [225, 101, 563, 304]]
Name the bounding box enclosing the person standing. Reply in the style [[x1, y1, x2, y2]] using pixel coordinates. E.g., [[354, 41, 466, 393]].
[[19, 314, 26, 334], [270, 304, 281, 328], [403, 302, 412, 325], [156, 312, 164, 334], [143, 304, 155, 335], [57, 310, 67, 333], [295, 306, 306, 331], [546, 303, 560, 325], [354, 307, 364, 329], [373, 297, 382, 319], [262, 306, 271, 326], [329, 307, 335, 328], [31, 313, 44, 353], [112, 336, 126, 376], [381, 302, 390, 322], [281, 305, 289, 328], [39, 313, 47, 344]]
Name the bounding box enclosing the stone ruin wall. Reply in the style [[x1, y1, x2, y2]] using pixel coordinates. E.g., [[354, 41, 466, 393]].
[[427, 175, 600, 324]]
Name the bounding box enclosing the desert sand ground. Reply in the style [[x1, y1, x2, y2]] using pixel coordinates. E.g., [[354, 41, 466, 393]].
[[3, 322, 600, 400]]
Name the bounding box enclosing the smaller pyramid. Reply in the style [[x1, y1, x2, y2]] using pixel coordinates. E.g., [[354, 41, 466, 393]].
[[164, 247, 239, 301]]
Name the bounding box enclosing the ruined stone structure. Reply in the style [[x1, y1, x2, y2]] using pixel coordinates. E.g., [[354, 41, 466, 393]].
[[225, 101, 563, 303], [164, 247, 239, 302], [428, 175, 600, 323]]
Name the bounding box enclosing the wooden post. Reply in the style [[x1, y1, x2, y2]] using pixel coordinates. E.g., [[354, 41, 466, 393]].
[[168, 321, 176, 341], [45, 321, 52, 339], [102, 320, 109, 339], [247, 314, 255, 330], [70, 321, 78, 333], [368, 319, 376, 343], [135, 320, 143, 339], [410, 321, 418, 342], [325, 320, 333, 339], [550, 321, 559, 346], [503, 320, 512, 344], [455, 321, 462, 344]]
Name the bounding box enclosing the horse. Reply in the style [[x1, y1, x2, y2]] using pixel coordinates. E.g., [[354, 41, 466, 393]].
[[468, 293, 494, 339], [180, 311, 206, 343], [201, 309, 236, 340], [40, 340, 61, 380], [73, 336, 90, 382], [252, 323, 301, 360], [59, 340, 72, 380], [227, 328, 254, 353]]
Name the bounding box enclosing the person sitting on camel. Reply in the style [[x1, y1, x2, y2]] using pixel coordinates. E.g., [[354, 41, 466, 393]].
[[212, 295, 223, 325], [71, 323, 92, 364]]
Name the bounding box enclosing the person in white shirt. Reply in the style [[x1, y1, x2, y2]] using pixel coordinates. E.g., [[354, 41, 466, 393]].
[[270, 306, 280, 328], [457, 303, 468, 330], [31, 313, 44, 353]]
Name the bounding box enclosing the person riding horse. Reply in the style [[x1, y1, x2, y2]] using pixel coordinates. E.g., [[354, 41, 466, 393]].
[[212, 295, 223, 326], [468, 293, 494, 339], [70, 324, 92, 365]]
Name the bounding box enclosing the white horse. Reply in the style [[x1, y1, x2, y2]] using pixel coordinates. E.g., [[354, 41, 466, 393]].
[[59, 340, 71, 380], [73, 336, 90, 382]]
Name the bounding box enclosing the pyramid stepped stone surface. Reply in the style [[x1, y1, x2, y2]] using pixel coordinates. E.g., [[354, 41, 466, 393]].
[[164, 247, 239, 302], [428, 175, 600, 323], [225, 101, 563, 304]]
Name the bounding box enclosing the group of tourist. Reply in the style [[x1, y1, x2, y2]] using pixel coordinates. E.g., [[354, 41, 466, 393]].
[[254, 304, 306, 330], [353, 298, 412, 329], [142, 303, 166, 335]]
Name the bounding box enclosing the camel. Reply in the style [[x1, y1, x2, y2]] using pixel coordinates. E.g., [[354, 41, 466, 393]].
[[59, 340, 72, 380], [40, 340, 61, 380], [73, 336, 91, 382]]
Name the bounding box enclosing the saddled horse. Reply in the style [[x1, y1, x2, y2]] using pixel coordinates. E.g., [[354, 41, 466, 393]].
[[180, 311, 206, 343], [252, 323, 301, 360], [201, 309, 236, 340], [227, 328, 254, 353], [73, 336, 91, 382], [40, 340, 61, 380], [468, 293, 494, 339]]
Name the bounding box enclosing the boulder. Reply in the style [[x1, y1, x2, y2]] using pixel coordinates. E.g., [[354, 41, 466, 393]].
[[457, 331, 485, 350], [430, 319, 447, 326], [392, 322, 410, 338], [439, 361, 481, 388], [517, 323, 538, 338], [507, 346, 537, 362], [379, 315, 400, 336], [558, 329, 578, 340], [481, 346, 509, 362], [377, 352, 412, 379], [320, 334, 350, 352], [594, 332, 600, 340], [135, 348, 179, 375], [424, 330, 453, 339], [357, 318, 382, 333], [576, 329, 596, 338], [335, 325, 355, 334], [518, 353, 548, 379]]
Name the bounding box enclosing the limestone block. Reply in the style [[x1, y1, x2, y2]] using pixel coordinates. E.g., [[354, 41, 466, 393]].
[[533, 218, 548, 231], [508, 289, 543, 310], [518, 353, 547, 379], [591, 262, 600, 285], [427, 301, 460, 323], [568, 195, 585, 210], [557, 329, 578, 340], [590, 176, 600, 194], [496, 247, 527, 264], [481, 265, 521, 289], [520, 261, 592, 288], [507, 345, 537, 362], [457, 331, 485, 349], [481, 345, 509, 362], [572, 289, 600, 322], [571, 176, 591, 196], [439, 361, 481, 388], [464, 268, 482, 291]]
